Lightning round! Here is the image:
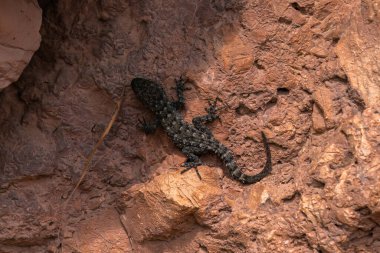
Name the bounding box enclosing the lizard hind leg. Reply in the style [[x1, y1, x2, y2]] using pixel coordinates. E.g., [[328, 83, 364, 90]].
[[180, 147, 203, 179]]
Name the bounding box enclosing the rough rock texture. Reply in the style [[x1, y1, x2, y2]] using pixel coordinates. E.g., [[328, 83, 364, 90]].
[[0, 0, 379, 252], [0, 0, 42, 89]]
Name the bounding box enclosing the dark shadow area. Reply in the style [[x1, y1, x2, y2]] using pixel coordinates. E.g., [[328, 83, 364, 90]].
[[0, 0, 246, 251]]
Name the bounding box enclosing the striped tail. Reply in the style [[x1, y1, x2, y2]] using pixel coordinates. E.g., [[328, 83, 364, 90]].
[[215, 132, 272, 184]]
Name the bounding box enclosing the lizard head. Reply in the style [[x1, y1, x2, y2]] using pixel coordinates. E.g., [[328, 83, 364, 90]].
[[131, 78, 167, 110]]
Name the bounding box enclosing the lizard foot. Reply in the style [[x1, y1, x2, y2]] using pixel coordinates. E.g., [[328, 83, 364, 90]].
[[180, 161, 202, 180]]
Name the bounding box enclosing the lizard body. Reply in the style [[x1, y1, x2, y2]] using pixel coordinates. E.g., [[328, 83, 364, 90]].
[[131, 77, 272, 184]]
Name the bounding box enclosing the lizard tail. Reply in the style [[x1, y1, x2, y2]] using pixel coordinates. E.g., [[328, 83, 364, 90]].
[[217, 132, 272, 184]]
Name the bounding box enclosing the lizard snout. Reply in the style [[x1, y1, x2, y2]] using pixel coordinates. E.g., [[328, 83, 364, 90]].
[[131, 78, 144, 94]]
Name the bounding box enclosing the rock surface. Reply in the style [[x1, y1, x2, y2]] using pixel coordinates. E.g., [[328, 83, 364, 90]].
[[0, 0, 379, 252], [0, 0, 42, 89]]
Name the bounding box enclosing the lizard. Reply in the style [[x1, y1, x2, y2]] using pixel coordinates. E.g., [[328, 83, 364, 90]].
[[131, 76, 272, 184]]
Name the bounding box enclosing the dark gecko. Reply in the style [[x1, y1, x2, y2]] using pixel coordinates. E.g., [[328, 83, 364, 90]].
[[131, 77, 272, 184]]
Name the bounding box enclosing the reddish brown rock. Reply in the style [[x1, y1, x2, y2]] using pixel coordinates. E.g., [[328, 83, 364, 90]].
[[335, 0, 380, 109], [118, 166, 222, 242], [312, 86, 336, 131], [0, 0, 42, 89], [220, 34, 254, 74], [0, 0, 379, 252], [63, 208, 133, 253], [312, 103, 327, 132]]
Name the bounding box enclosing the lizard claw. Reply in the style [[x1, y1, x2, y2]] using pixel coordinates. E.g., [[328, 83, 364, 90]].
[[178, 74, 187, 83], [207, 97, 229, 113], [181, 167, 202, 180], [175, 75, 191, 90], [180, 161, 202, 180], [137, 117, 145, 127]]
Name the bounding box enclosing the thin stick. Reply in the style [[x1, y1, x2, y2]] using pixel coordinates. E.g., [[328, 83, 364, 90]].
[[116, 208, 135, 252], [57, 84, 126, 252]]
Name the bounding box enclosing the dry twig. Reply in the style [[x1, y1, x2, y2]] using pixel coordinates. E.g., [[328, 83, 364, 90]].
[[57, 84, 127, 252]]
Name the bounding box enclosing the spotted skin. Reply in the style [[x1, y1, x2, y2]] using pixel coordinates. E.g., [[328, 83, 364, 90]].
[[131, 77, 272, 184]]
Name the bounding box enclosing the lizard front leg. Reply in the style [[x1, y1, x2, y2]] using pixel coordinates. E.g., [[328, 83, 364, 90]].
[[172, 76, 188, 110]]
